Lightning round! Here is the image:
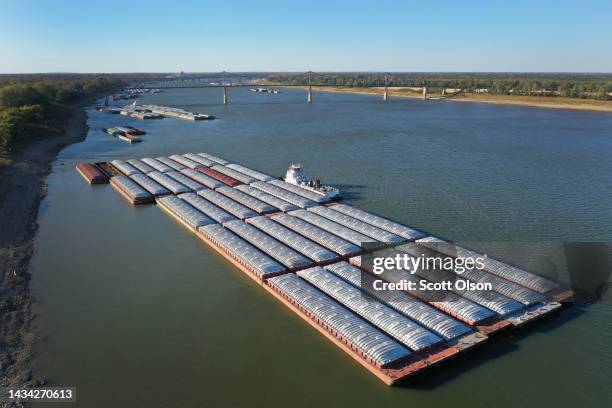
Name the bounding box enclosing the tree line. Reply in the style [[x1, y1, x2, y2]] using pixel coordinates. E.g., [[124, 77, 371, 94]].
[[0, 74, 158, 152], [265, 73, 612, 100]]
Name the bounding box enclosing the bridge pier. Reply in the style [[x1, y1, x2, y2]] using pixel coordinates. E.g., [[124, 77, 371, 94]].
[[307, 85, 312, 103], [422, 86, 427, 100], [383, 75, 389, 102], [223, 86, 228, 105]]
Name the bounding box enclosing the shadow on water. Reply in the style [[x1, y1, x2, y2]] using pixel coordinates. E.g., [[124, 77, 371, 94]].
[[334, 184, 367, 201], [398, 304, 585, 390]]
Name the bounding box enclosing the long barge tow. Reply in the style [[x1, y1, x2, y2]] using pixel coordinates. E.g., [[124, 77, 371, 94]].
[[75, 154, 573, 385]]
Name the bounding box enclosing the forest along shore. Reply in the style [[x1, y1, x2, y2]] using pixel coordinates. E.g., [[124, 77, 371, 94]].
[[293, 86, 612, 113], [0, 100, 90, 394]]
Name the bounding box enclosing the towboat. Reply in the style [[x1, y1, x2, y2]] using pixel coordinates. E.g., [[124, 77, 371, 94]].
[[284, 164, 341, 200]]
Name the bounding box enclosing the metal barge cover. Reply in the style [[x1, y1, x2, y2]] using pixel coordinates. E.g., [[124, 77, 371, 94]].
[[147, 171, 191, 194], [308, 205, 406, 244], [129, 173, 170, 197], [169, 154, 204, 170], [268, 179, 332, 203], [251, 181, 317, 208], [267, 273, 411, 367], [271, 213, 361, 257], [226, 163, 275, 181], [110, 160, 140, 176], [141, 158, 173, 173], [324, 262, 472, 340], [198, 224, 286, 279], [180, 168, 225, 190], [157, 195, 215, 229], [234, 185, 300, 212], [197, 189, 258, 220], [216, 186, 277, 214], [211, 165, 258, 185], [224, 220, 313, 270], [127, 159, 156, 174], [180, 193, 237, 224], [415, 236, 559, 293], [247, 216, 339, 264], [289, 209, 381, 248], [156, 157, 186, 171], [198, 167, 242, 187], [297, 267, 443, 351], [110, 176, 153, 205], [197, 152, 231, 165], [331, 204, 426, 241]]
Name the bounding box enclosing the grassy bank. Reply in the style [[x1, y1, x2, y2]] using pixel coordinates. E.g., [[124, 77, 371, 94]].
[[0, 73, 161, 172]]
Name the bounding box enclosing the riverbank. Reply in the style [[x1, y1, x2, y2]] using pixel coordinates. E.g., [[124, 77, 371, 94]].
[[302, 86, 612, 113], [0, 99, 91, 401]]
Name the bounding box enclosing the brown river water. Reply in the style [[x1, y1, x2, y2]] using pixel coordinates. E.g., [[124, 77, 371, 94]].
[[30, 88, 612, 407]]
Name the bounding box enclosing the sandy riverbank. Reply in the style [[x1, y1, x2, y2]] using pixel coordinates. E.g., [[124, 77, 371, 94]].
[[0, 100, 91, 402], [301, 86, 612, 113]]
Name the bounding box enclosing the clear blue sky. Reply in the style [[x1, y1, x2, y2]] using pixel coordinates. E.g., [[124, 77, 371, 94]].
[[1, 0, 611, 73]]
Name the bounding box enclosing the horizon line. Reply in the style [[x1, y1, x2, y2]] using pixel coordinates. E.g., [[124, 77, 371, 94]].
[[2, 71, 612, 76]]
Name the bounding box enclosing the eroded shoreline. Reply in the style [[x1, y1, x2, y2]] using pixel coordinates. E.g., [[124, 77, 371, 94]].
[[0, 102, 90, 405]]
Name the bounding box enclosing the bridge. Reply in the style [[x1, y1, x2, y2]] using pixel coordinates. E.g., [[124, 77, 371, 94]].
[[126, 71, 431, 104]]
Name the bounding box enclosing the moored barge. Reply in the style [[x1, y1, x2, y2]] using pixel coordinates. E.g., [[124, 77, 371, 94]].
[[79, 152, 573, 385]]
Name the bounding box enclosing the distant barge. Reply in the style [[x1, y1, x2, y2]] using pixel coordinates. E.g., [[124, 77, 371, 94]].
[[77, 153, 573, 385], [103, 126, 146, 143], [120, 104, 215, 121], [250, 87, 280, 94]]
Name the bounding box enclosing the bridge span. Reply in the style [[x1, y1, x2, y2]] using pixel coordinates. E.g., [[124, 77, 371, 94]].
[[127, 71, 429, 104]]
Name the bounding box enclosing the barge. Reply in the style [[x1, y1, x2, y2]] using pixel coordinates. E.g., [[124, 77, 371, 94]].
[[224, 220, 314, 271], [215, 186, 277, 214], [156, 195, 215, 230], [110, 176, 154, 205], [211, 165, 258, 185], [130, 173, 171, 197], [76, 163, 109, 184], [251, 181, 317, 208], [169, 154, 204, 170], [270, 212, 362, 257], [156, 157, 186, 171], [141, 158, 173, 173], [180, 169, 225, 190], [323, 262, 474, 342], [197, 189, 258, 220], [147, 171, 191, 194], [246, 216, 339, 264], [226, 163, 275, 182], [127, 159, 156, 174], [289, 209, 384, 248], [116, 104, 215, 121], [197, 167, 242, 187], [79, 152, 572, 385], [180, 193, 237, 224], [234, 185, 300, 212], [196, 152, 230, 165]]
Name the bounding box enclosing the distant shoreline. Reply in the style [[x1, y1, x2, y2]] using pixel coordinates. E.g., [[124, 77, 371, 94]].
[[287, 86, 612, 113]]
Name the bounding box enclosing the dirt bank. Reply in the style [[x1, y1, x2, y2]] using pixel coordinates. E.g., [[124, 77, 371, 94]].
[[301, 86, 612, 113], [0, 101, 90, 405]]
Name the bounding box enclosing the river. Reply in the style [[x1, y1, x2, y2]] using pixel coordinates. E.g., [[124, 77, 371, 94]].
[[29, 88, 612, 407]]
